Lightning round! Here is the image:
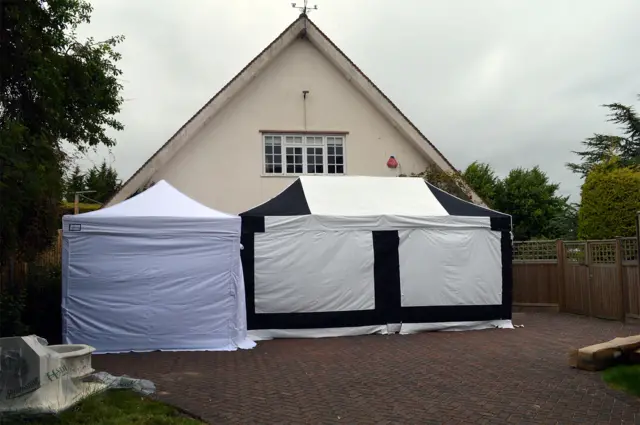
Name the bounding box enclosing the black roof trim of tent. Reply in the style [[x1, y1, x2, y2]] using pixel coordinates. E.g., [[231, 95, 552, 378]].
[[424, 181, 511, 230], [240, 179, 311, 217]]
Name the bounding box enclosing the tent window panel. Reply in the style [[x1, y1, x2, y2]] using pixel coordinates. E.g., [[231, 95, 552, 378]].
[[262, 134, 346, 176], [254, 231, 375, 314], [398, 228, 503, 307]]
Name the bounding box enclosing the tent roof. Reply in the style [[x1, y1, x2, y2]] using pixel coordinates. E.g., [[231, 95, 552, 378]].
[[75, 180, 234, 219], [241, 176, 510, 219]]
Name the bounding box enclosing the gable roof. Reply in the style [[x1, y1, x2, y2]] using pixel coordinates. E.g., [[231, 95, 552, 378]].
[[107, 14, 484, 206]]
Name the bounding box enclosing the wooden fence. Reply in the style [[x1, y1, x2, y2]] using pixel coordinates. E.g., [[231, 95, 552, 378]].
[[513, 238, 640, 321]]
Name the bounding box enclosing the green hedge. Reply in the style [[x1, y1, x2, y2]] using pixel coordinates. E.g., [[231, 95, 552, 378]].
[[578, 166, 640, 239], [0, 264, 62, 343]]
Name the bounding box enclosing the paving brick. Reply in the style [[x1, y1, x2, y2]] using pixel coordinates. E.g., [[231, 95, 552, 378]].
[[93, 313, 640, 424]]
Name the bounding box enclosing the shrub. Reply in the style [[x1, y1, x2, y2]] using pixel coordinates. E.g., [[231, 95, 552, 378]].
[[400, 166, 471, 200], [578, 165, 640, 239], [0, 264, 62, 343], [0, 285, 29, 337]]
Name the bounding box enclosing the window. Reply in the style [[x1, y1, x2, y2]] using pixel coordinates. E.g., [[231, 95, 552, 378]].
[[263, 134, 345, 175]]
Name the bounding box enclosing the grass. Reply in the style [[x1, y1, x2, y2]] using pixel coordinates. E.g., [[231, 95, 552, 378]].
[[602, 364, 640, 397], [1, 390, 202, 425]]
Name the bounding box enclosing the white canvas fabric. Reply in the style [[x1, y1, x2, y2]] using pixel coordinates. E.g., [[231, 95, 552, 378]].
[[254, 231, 375, 313], [61, 180, 254, 354], [66, 180, 239, 235], [243, 176, 512, 340], [248, 326, 388, 341], [398, 228, 503, 307], [265, 215, 492, 232], [400, 320, 514, 334], [299, 176, 448, 216]]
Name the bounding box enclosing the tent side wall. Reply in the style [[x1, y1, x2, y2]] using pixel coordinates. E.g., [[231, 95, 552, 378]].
[[62, 215, 251, 353], [241, 215, 512, 333]]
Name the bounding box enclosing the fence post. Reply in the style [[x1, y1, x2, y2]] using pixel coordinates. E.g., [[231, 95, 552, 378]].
[[556, 239, 565, 312], [586, 241, 593, 317], [616, 238, 627, 322]]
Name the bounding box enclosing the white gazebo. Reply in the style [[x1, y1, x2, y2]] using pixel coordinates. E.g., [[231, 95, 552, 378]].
[[62, 180, 254, 353]]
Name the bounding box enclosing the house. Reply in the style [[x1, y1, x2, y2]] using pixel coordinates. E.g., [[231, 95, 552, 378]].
[[108, 13, 483, 213]]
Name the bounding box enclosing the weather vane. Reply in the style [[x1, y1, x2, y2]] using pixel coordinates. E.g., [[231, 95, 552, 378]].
[[292, 0, 317, 15]]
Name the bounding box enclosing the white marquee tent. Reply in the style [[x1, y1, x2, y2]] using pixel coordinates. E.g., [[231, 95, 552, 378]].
[[240, 176, 514, 340], [61, 180, 255, 353]]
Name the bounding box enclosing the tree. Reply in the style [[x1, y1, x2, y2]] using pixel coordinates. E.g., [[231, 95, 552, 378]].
[[547, 202, 579, 240], [567, 96, 640, 177], [492, 167, 570, 241], [84, 161, 121, 203], [0, 0, 124, 263], [577, 159, 640, 239], [63, 165, 86, 201], [462, 161, 498, 207]]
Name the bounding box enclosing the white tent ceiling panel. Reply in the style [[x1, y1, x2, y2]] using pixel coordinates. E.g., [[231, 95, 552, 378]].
[[299, 176, 448, 216], [64, 180, 240, 235], [398, 229, 502, 307], [254, 231, 375, 313], [81, 180, 233, 218]]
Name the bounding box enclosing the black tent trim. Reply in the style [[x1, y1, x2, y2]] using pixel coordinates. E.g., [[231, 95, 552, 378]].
[[424, 181, 511, 232]]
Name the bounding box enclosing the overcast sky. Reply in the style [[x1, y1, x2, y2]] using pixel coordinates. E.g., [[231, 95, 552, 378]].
[[77, 0, 640, 200]]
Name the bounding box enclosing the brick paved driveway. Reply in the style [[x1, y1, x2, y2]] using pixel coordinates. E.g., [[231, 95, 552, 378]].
[[93, 313, 640, 424]]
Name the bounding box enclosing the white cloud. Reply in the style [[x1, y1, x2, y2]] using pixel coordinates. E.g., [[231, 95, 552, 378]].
[[75, 0, 640, 201]]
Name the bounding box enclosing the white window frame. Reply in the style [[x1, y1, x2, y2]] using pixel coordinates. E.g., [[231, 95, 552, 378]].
[[262, 133, 346, 176]]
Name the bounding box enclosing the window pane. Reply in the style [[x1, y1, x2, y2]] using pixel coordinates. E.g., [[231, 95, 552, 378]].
[[268, 133, 343, 175]]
